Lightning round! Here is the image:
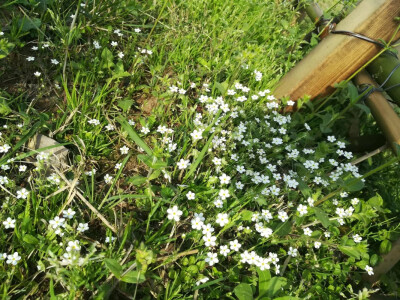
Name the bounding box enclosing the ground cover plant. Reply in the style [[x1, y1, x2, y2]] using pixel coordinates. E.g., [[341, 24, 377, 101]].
[[1, 0, 400, 299]]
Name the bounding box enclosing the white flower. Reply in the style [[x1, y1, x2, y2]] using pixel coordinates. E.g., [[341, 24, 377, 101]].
[[105, 236, 116, 243], [314, 241, 321, 249], [34, 71, 41, 77], [365, 265, 374, 276], [215, 213, 229, 227], [51, 58, 60, 65], [177, 159, 190, 170], [105, 124, 115, 131], [19, 165, 27, 172], [220, 245, 230, 256], [196, 277, 209, 286], [191, 217, 204, 230], [115, 163, 122, 170], [219, 173, 231, 185], [167, 206, 183, 221], [212, 157, 222, 166], [6, 252, 21, 265], [104, 174, 113, 184], [186, 191, 195, 200], [0, 253, 7, 260], [287, 100, 295, 106], [205, 252, 218, 266], [118, 52, 124, 59], [49, 216, 65, 229], [190, 129, 204, 141], [66, 240, 81, 252], [288, 247, 297, 257], [120, 145, 129, 154], [351, 198, 360, 206], [277, 211, 288, 222], [297, 204, 308, 216], [77, 223, 89, 233], [218, 189, 230, 200], [3, 217, 15, 229], [134, 28, 141, 33], [304, 123, 311, 131], [0, 144, 11, 153], [202, 223, 214, 235], [303, 227, 312, 236], [324, 231, 331, 238], [203, 234, 217, 247], [17, 188, 29, 199], [62, 208, 76, 219], [88, 118, 100, 125], [353, 234, 362, 243], [141, 126, 150, 134], [111, 41, 118, 47], [229, 239, 241, 251], [26, 56, 35, 61], [327, 136, 336, 142]]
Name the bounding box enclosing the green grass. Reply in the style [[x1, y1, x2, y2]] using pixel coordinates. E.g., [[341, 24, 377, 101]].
[[1, 0, 400, 299]]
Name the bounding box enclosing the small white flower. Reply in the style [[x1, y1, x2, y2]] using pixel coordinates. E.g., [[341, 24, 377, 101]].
[[34, 71, 41, 77], [115, 163, 122, 170], [120, 145, 129, 155], [215, 213, 229, 227], [141, 126, 150, 134], [314, 241, 322, 249], [104, 174, 113, 184], [111, 41, 118, 47], [218, 189, 230, 200], [297, 204, 308, 216], [327, 136, 336, 142], [219, 173, 231, 185], [365, 265, 374, 276], [203, 234, 217, 247], [3, 217, 15, 229], [205, 252, 218, 266], [62, 208, 76, 219], [134, 28, 141, 33], [66, 240, 81, 252], [6, 252, 21, 265], [190, 129, 204, 141], [118, 52, 124, 59], [51, 59, 60, 65], [288, 247, 297, 257], [105, 236, 116, 243], [17, 188, 29, 199], [303, 227, 312, 236], [26, 56, 35, 61], [0, 144, 11, 153], [353, 234, 362, 243], [167, 206, 183, 221], [49, 216, 65, 229], [220, 245, 230, 256], [186, 191, 195, 200], [88, 118, 100, 125], [177, 159, 190, 170], [105, 124, 115, 131], [77, 223, 89, 233], [19, 165, 27, 172], [229, 239, 241, 251]]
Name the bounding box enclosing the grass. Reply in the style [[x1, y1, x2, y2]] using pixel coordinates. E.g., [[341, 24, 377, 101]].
[[1, 0, 400, 299]]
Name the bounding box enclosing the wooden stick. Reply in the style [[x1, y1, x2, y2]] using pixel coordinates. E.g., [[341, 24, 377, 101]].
[[354, 70, 400, 152], [274, 0, 400, 101]]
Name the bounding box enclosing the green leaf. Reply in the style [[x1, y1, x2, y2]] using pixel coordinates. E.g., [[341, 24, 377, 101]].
[[241, 210, 253, 221], [234, 283, 253, 300], [23, 234, 39, 245], [370, 254, 379, 266], [368, 194, 383, 209], [343, 178, 364, 192], [380, 240, 392, 254], [117, 116, 153, 156], [274, 221, 292, 236], [257, 269, 271, 297], [118, 99, 134, 112], [338, 246, 361, 259], [120, 271, 146, 284], [105, 259, 122, 278], [138, 154, 167, 169], [101, 48, 114, 69], [127, 175, 147, 186], [261, 277, 287, 297], [314, 207, 331, 228], [0, 39, 15, 59], [17, 17, 41, 32]]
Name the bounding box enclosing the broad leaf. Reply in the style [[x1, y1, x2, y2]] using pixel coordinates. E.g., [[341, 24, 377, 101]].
[[314, 207, 330, 228], [234, 283, 253, 300], [105, 259, 122, 278]]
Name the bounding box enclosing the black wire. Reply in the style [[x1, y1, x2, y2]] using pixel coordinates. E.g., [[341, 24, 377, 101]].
[[330, 30, 386, 48]]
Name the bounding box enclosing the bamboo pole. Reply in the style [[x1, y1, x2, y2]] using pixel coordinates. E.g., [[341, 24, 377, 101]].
[[366, 52, 400, 105], [354, 71, 400, 152], [274, 0, 400, 101]]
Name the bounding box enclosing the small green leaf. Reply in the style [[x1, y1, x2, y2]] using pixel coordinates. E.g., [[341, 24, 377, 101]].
[[274, 221, 292, 236], [380, 240, 392, 255], [258, 269, 271, 297], [338, 246, 361, 259], [314, 207, 331, 228], [261, 277, 287, 297], [120, 271, 146, 284], [23, 234, 39, 245], [105, 259, 122, 278], [241, 210, 253, 221], [118, 99, 134, 112], [234, 283, 253, 300], [127, 175, 147, 186], [343, 178, 364, 192]]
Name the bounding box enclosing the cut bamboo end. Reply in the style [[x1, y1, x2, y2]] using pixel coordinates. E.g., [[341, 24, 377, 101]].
[[354, 70, 400, 152], [274, 0, 400, 101]]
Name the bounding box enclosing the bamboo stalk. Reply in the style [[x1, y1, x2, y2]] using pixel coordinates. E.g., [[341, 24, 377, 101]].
[[354, 70, 400, 152], [275, 0, 400, 101], [366, 52, 400, 105]]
